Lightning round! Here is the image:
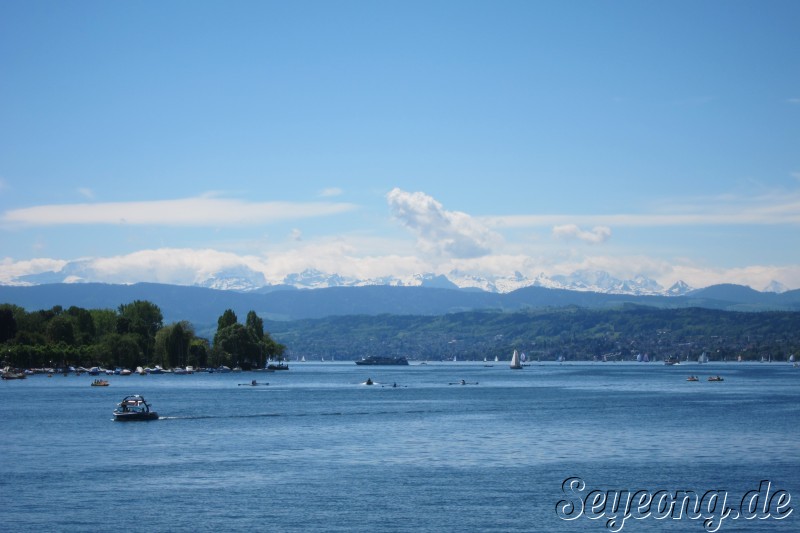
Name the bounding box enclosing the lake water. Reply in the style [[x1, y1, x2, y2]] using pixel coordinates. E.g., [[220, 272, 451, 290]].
[[2, 362, 798, 532]]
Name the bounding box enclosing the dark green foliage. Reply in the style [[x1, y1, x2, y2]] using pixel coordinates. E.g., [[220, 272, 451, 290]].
[[266, 306, 800, 362], [213, 309, 285, 369], [0, 306, 18, 343]]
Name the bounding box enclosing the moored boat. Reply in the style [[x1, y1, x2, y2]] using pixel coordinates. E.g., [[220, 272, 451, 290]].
[[113, 395, 159, 421], [1, 367, 26, 380]]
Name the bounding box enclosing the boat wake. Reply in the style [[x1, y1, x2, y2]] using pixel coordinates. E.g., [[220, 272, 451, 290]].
[[154, 406, 507, 421]]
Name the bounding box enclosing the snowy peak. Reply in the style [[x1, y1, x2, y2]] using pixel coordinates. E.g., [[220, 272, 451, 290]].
[[763, 280, 788, 294], [666, 280, 692, 296], [257, 270, 693, 296], [282, 269, 350, 289]]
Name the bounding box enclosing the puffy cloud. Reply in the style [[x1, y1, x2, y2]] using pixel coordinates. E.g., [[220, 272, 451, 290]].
[[1, 195, 357, 227], [386, 188, 501, 258], [552, 224, 612, 244], [0, 257, 68, 284]]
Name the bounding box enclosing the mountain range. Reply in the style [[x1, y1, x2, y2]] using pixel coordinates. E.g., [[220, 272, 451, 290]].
[[13, 260, 790, 297], [1, 281, 799, 337]]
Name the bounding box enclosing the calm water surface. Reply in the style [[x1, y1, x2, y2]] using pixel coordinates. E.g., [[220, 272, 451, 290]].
[[2, 362, 798, 532]]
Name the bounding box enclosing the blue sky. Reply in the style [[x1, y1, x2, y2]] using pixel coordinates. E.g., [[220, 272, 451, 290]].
[[1, 0, 799, 290]]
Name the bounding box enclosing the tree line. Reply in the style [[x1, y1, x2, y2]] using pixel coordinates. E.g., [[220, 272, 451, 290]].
[[0, 301, 285, 370], [265, 305, 800, 362]]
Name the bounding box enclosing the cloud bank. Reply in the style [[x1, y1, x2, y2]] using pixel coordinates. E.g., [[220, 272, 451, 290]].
[[1, 196, 358, 227]]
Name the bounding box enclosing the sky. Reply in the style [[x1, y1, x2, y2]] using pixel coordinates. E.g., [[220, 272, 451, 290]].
[[1, 0, 799, 291]]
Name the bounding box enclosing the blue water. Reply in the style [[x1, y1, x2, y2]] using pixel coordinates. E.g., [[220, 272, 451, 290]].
[[2, 362, 798, 532]]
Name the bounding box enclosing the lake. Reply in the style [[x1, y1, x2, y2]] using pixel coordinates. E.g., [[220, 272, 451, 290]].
[[2, 362, 798, 532]]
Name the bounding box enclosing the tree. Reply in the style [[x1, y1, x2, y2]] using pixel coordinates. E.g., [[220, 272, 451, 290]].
[[46, 315, 75, 346], [118, 300, 163, 360], [67, 306, 96, 345], [0, 306, 17, 343], [90, 309, 118, 338], [218, 309, 238, 330], [246, 311, 264, 338]]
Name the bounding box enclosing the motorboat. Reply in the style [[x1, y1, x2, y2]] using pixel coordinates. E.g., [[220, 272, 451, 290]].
[[1, 367, 26, 380], [707, 376, 724, 382], [91, 379, 109, 386], [113, 395, 159, 421], [686, 376, 699, 382]]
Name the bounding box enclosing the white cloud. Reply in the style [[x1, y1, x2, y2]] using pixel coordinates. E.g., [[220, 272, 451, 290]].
[[1, 195, 358, 227], [318, 187, 343, 197], [290, 228, 303, 241], [482, 189, 800, 228], [0, 257, 68, 284], [386, 188, 501, 258], [2, 246, 800, 292], [77, 187, 95, 199], [552, 224, 611, 244]]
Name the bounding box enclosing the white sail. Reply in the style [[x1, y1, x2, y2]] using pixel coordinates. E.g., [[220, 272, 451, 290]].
[[510, 349, 522, 369]]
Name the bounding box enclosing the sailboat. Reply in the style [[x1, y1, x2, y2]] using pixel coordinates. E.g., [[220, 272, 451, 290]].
[[510, 349, 522, 370], [698, 352, 709, 364]]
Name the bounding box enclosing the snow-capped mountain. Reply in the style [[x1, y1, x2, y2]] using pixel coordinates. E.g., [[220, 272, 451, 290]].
[[197, 266, 267, 291], [666, 280, 692, 296], [5, 259, 699, 297], [235, 268, 687, 296], [763, 280, 789, 294]]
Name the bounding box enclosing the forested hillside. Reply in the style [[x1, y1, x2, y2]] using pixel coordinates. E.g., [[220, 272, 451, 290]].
[[266, 305, 800, 362]]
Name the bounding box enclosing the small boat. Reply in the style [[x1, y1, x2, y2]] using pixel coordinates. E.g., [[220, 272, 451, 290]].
[[664, 356, 680, 365], [510, 349, 522, 369], [1, 367, 26, 380], [113, 395, 159, 421], [91, 379, 109, 387], [238, 380, 269, 386], [707, 376, 724, 382], [686, 376, 699, 382], [267, 362, 290, 370], [364, 378, 374, 386]]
